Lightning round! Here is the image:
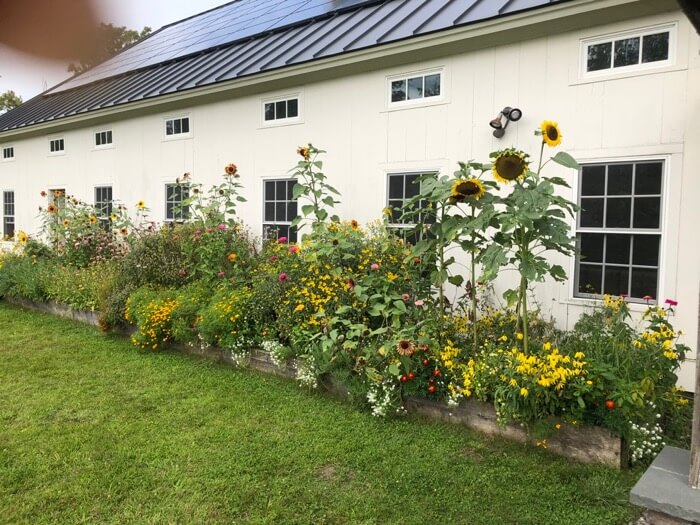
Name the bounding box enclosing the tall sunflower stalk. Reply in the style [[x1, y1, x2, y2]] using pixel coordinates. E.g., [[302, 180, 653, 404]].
[[480, 121, 579, 354]]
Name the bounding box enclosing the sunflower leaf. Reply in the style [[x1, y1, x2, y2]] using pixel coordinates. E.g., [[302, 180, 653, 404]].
[[551, 152, 579, 169]]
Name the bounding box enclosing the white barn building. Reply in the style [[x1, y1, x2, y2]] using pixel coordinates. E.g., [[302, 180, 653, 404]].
[[0, 0, 698, 388]]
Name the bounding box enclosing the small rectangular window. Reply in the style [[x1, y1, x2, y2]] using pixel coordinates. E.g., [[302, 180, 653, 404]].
[[49, 138, 65, 153], [263, 97, 300, 123], [3, 191, 15, 240], [165, 117, 190, 136], [386, 172, 435, 244], [165, 183, 189, 221], [263, 179, 297, 242], [575, 161, 663, 302], [94, 186, 113, 229], [95, 130, 113, 147], [388, 71, 442, 106], [2, 146, 14, 160]]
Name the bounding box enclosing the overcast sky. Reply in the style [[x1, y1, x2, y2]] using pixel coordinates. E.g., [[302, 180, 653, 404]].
[[0, 0, 232, 101]]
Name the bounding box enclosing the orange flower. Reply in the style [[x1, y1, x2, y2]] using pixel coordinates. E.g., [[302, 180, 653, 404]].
[[47, 204, 57, 213], [224, 163, 238, 176], [396, 339, 415, 356]]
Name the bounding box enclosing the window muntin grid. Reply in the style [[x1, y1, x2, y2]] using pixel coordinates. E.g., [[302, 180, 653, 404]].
[[165, 183, 189, 221], [263, 179, 297, 242], [3, 191, 14, 239]]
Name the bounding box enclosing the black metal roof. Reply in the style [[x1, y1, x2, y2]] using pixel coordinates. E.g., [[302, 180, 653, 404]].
[[0, 0, 563, 134]]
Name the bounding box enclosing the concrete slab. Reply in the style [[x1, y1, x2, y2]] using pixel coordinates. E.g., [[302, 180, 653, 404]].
[[630, 446, 700, 524]]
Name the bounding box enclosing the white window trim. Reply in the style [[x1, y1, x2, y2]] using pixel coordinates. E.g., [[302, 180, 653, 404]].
[[164, 182, 189, 222], [162, 115, 192, 140], [567, 154, 671, 309], [2, 189, 15, 240], [386, 68, 445, 110], [1, 145, 15, 162], [261, 93, 302, 127], [93, 129, 114, 150], [48, 137, 66, 156], [580, 22, 677, 80], [261, 177, 298, 241]]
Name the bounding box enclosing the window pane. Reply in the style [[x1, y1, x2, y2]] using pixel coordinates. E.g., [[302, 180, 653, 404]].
[[580, 233, 604, 262], [631, 267, 658, 299], [166, 120, 174, 135], [181, 118, 189, 133], [391, 80, 406, 102], [633, 197, 660, 229], [286, 181, 295, 200], [166, 202, 174, 219], [424, 74, 440, 97], [106, 130, 112, 143], [578, 264, 602, 294], [275, 101, 287, 119], [404, 174, 420, 198], [635, 162, 662, 195], [388, 176, 403, 199], [174, 119, 182, 134], [264, 103, 275, 121], [605, 197, 631, 228], [275, 202, 286, 221], [614, 37, 640, 67], [581, 165, 605, 196], [265, 202, 275, 222], [287, 98, 298, 118], [276, 181, 287, 200], [287, 202, 297, 219], [587, 42, 612, 71], [407, 77, 423, 100], [642, 32, 669, 63], [265, 181, 275, 200], [580, 198, 604, 227], [605, 234, 631, 264], [603, 266, 629, 296], [389, 200, 403, 222], [607, 164, 633, 195], [632, 235, 659, 266]]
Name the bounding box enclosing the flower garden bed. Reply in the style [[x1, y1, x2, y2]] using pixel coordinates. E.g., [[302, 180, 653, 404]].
[[4, 296, 623, 468]]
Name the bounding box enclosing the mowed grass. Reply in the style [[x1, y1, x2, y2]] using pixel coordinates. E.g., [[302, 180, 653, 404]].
[[0, 303, 642, 524]]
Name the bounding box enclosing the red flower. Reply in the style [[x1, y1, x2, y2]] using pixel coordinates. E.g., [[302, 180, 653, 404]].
[[289, 245, 298, 254], [401, 293, 410, 301], [278, 236, 288, 243], [278, 272, 288, 282], [270, 255, 279, 263], [665, 299, 678, 307]]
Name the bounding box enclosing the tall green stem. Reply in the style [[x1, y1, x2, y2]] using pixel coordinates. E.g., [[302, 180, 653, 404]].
[[470, 206, 477, 355], [520, 274, 529, 354]]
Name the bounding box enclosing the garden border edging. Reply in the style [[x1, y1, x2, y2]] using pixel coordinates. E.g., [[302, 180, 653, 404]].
[[4, 297, 623, 468]]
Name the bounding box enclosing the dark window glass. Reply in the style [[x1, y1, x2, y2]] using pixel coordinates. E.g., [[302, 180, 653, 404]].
[[389, 176, 403, 199], [407, 77, 423, 100], [275, 101, 287, 119], [614, 37, 640, 67], [391, 80, 406, 102], [605, 198, 631, 228], [578, 264, 602, 294], [165, 121, 174, 135], [264, 103, 275, 121], [603, 266, 629, 296], [276, 181, 287, 200], [181, 118, 189, 133], [405, 174, 420, 198], [607, 164, 633, 195], [265, 202, 275, 222], [632, 235, 659, 266], [642, 32, 669, 63], [635, 162, 662, 194], [275, 202, 286, 222], [580, 233, 604, 263], [286, 181, 295, 200], [287, 98, 298, 118], [606, 234, 630, 264], [424, 74, 440, 97], [587, 42, 612, 71], [580, 198, 604, 227], [165, 183, 189, 221], [106, 130, 112, 143], [581, 165, 605, 195], [265, 181, 275, 200], [174, 119, 182, 134], [263, 179, 297, 241], [287, 202, 297, 219], [633, 197, 660, 229], [630, 267, 658, 299]]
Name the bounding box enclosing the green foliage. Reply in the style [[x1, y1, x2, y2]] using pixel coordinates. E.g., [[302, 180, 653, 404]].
[[41, 261, 118, 312], [0, 254, 48, 301], [179, 165, 247, 228], [0, 89, 22, 112]]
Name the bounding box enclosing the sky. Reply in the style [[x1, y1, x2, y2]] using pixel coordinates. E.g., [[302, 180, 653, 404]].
[[0, 0, 233, 101]]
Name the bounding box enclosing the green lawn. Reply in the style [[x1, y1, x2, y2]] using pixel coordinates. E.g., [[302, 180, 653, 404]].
[[0, 303, 642, 524]]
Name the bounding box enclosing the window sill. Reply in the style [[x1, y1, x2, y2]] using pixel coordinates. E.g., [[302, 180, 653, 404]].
[[571, 63, 687, 86], [382, 98, 449, 113]]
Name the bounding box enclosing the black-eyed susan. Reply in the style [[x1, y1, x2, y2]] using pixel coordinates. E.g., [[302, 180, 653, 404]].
[[450, 178, 486, 202], [540, 120, 562, 147], [224, 163, 238, 176], [62, 219, 70, 227], [47, 204, 57, 213], [492, 149, 529, 184], [17, 230, 28, 244], [88, 214, 98, 224], [136, 200, 145, 209], [109, 212, 117, 221]]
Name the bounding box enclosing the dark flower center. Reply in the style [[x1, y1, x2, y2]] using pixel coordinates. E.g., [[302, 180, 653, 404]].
[[456, 181, 480, 196], [546, 126, 559, 141], [495, 155, 525, 180]]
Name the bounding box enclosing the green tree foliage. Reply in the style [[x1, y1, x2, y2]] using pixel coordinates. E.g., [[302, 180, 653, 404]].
[[0, 90, 23, 112], [68, 23, 152, 74]]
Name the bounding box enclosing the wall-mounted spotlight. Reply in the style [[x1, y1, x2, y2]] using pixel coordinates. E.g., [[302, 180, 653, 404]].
[[489, 106, 522, 138]]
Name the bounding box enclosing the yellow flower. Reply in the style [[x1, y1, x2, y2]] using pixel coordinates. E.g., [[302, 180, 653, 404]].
[[555, 423, 561, 430], [450, 178, 486, 202], [574, 351, 585, 360], [17, 231, 28, 244], [520, 387, 529, 397], [382, 207, 393, 218], [294, 304, 305, 313], [297, 145, 310, 161], [62, 219, 70, 227], [542, 342, 552, 351], [224, 163, 238, 176], [516, 332, 524, 341], [88, 214, 98, 224], [540, 120, 562, 147], [227, 252, 238, 262], [136, 200, 146, 209], [47, 204, 58, 213], [492, 149, 529, 184], [350, 219, 359, 230]]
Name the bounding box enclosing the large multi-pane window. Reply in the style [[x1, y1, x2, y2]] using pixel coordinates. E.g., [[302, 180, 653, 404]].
[[575, 161, 663, 301], [386, 172, 434, 243], [165, 183, 189, 221], [2, 191, 14, 239], [263, 179, 297, 242], [94, 186, 113, 228]]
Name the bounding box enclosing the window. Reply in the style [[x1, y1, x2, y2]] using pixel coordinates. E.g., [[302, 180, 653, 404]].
[[49, 138, 65, 153], [575, 161, 663, 302], [165, 183, 189, 221], [164, 117, 190, 136], [263, 97, 299, 122], [2, 146, 14, 160], [95, 130, 113, 147], [386, 172, 434, 243], [263, 179, 297, 242], [389, 71, 442, 105], [94, 186, 113, 228], [2, 191, 14, 239], [582, 25, 673, 76]]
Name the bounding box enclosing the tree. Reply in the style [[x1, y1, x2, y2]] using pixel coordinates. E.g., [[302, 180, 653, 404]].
[[0, 90, 23, 112], [68, 23, 152, 74]]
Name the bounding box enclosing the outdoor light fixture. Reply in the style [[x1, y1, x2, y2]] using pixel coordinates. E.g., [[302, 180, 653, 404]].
[[489, 106, 523, 138]]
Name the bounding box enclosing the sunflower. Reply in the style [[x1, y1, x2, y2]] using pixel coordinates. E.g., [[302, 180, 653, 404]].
[[350, 219, 359, 230], [62, 219, 70, 227], [47, 204, 57, 213], [492, 149, 529, 184], [53, 190, 64, 198], [297, 145, 310, 161], [109, 212, 117, 221], [540, 120, 562, 147], [396, 339, 415, 356], [136, 200, 145, 209], [450, 178, 486, 202], [224, 163, 238, 176], [17, 231, 28, 244], [88, 214, 98, 224]]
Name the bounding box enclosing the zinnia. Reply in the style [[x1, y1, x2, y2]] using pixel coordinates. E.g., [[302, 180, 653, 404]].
[[278, 272, 288, 282]]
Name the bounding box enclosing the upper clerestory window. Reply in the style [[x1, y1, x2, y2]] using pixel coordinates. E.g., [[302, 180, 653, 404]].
[[263, 97, 299, 123], [165, 116, 190, 137], [581, 24, 675, 78], [389, 70, 442, 106]]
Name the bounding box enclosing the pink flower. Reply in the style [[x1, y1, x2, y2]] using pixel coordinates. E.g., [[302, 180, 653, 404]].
[[370, 263, 380, 271], [642, 295, 653, 302], [289, 245, 298, 254], [401, 293, 410, 301], [278, 272, 288, 282], [270, 255, 279, 263], [217, 271, 225, 278], [207, 227, 213, 233], [278, 236, 288, 243], [218, 223, 226, 230], [414, 299, 425, 307], [195, 230, 202, 235], [178, 269, 187, 277], [665, 298, 678, 307]]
